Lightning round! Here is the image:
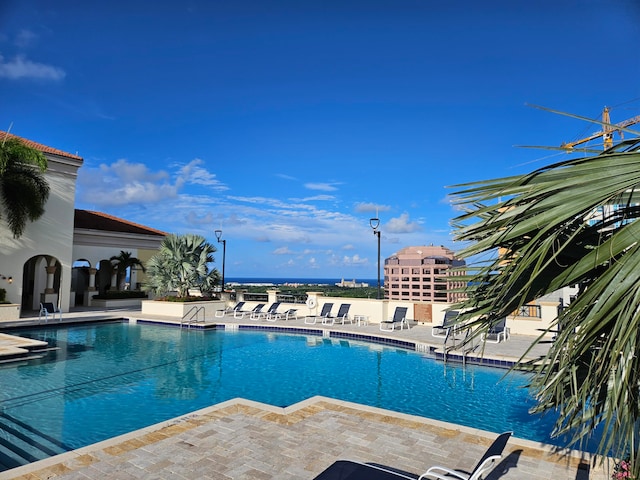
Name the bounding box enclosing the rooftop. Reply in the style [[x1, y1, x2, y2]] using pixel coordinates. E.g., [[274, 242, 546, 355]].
[[74, 209, 167, 237], [0, 131, 83, 161]]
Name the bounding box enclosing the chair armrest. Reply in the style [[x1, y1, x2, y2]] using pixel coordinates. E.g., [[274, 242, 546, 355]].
[[419, 465, 468, 480]]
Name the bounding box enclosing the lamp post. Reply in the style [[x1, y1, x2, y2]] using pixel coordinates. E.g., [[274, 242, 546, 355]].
[[214, 229, 226, 294], [369, 217, 381, 300]]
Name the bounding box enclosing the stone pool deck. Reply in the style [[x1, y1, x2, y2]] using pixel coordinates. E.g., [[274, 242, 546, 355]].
[[0, 308, 611, 479]]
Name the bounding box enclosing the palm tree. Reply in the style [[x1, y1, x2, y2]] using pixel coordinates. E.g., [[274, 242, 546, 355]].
[[109, 250, 145, 290], [0, 136, 50, 238], [144, 233, 219, 298], [449, 135, 640, 474]]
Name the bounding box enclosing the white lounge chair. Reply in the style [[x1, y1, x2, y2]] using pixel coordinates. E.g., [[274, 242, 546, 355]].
[[234, 303, 264, 319], [39, 302, 62, 322], [269, 309, 298, 322], [305, 303, 333, 325], [379, 307, 408, 331], [432, 310, 460, 340], [313, 431, 512, 480], [255, 302, 281, 320], [215, 301, 245, 318], [322, 303, 352, 325], [482, 318, 510, 343]]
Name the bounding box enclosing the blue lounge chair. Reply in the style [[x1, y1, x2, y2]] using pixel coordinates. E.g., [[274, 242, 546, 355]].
[[255, 302, 281, 320], [313, 431, 512, 480], [482, 317, 510, 343], [431, 310, 460, 340], [39, 302, 62, 322], [379, 307, 408, 331], [234, 303, 264, 319], [215, 301, 245, 318], [322, 303, 352, 325], [269, 308, 298, 322], [305, 303, 333, 325]]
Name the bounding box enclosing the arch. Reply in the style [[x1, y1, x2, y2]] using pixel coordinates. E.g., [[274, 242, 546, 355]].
[[71, 259, 92, 307], [21, 255, 62, 312]]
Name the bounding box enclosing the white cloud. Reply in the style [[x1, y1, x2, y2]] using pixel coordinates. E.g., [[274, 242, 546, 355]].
[[77, 158, 230, 207], [273, 246, 294, 255], [0, 54, 65, 80], [292, 195, 335, 202], [354, 202, 391, 214], [78, 159, 176, 206], [305, 182, 340, 192], [385, 213, 422, 234], [15, 30, 37, 48], [177, 158, 228, 191], [341, 254, 368, 266]]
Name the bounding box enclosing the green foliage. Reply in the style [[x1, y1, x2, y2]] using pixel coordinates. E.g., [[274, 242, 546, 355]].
[[143, 233, 219, 298], [0, 288, 7, 303], [0, 136, 50, 238], [450, 138, 640, 474], [109, 250, 145, 290]]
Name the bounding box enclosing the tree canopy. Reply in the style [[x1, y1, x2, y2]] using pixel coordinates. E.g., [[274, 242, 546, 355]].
[[0, 136, 50, 238], [144, 233, 219, 298], [450, 137, 640, 474]]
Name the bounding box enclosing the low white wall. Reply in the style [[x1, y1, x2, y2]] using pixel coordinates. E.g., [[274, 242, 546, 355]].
[[91, 298, 146, 308], [0, 304, 20, 322], [141, 300, 226, 319]]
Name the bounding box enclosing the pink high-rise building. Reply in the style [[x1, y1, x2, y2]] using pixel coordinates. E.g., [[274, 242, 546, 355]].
[[384, 245, 466, 303]]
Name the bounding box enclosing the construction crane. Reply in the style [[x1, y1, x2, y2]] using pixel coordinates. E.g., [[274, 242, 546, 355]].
[[561, 106, 640, 151]]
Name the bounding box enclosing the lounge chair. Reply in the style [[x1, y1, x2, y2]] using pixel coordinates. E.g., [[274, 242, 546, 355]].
[[234, 303, 264, 319], [322, 303, 352, 325], [432, 310, 460, 340], [305, 303, 333, 325], [313, 431, 512, 480], [379, 307, 408, 331], [215, 301, 245, 318], [250, 303, 267, 320], [482, 317, 510, 343], [39, 302, 62, 322], [268, 309, 298, 322], [255, 302, 281, 320]]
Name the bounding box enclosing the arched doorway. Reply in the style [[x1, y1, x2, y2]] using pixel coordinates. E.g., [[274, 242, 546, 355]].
[[72, 259, 91, 307], [21, 255, 62, 312]]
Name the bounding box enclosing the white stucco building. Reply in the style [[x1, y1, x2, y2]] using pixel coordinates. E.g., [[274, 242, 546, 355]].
[[0, 131, 165, 315]]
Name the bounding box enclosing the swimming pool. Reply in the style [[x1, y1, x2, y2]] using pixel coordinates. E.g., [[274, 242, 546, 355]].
[[0, 321, 594, 471]]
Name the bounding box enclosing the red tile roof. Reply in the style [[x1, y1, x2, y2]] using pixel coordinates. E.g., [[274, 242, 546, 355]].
[[74, 210, 167, 236], [0, 131, 83, 161]]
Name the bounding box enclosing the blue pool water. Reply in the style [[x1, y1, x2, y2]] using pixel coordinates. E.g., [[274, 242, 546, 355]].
[[0, 322, 596, 470]]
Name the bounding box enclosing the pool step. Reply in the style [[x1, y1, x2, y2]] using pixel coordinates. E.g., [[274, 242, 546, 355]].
[[0, 412, 69, 472]]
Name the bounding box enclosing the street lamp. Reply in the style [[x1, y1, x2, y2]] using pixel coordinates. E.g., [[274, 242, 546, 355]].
[[369, 217, 381, 300], [214, 229, 226, 294]]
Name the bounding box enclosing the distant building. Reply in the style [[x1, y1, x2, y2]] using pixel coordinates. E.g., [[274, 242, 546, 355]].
[[384, 246, 466, 303], [335, 278, 369, 288]]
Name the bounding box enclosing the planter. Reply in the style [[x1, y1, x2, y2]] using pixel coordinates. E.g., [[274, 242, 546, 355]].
[[141, 300, 226, 319], [0, 304, 21, 322], [91, 297, 146, 308]]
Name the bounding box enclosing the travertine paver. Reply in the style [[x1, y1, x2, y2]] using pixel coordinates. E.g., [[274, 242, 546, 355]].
[[1, 397, 608, 480]]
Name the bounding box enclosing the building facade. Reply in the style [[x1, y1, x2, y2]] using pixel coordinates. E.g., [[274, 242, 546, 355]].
[[0, 131, 165, 314], [384, 245, 466, 303]]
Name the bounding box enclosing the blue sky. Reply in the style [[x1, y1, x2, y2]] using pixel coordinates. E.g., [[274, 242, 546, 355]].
[[1, 1, 640, 279]]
